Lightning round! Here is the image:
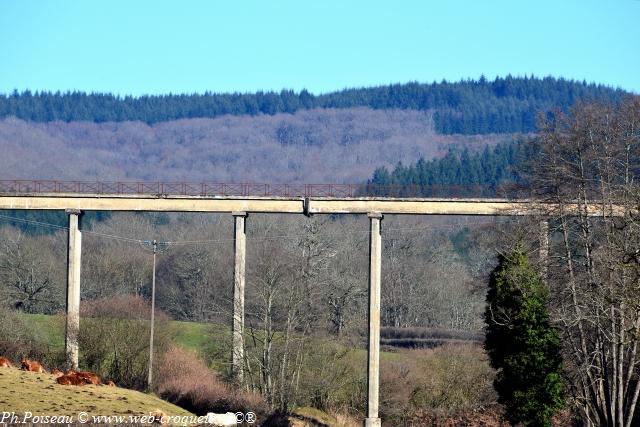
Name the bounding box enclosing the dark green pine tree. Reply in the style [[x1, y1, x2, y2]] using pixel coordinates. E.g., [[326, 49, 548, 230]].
[[484, 245, 565, 427]]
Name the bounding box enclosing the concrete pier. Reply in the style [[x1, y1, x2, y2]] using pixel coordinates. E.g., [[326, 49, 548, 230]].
[[232, 212, 247, 384], [65, 209, 82, 369], [364, 213, 383, 427]]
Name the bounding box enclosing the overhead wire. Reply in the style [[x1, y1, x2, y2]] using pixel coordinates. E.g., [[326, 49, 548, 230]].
[[0, 213, 507, 249], [0, 213, 68, 231], [162, 219, 504, 246], [0, 213, 144, 243]]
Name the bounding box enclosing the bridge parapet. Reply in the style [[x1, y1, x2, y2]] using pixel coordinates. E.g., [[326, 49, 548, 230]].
[[0, 180, 504, 199]]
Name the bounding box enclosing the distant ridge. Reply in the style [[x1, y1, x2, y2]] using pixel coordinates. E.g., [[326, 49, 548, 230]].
[[0, 76, 627, 134]]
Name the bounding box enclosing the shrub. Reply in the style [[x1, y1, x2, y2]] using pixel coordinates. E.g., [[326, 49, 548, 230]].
[[380, 327, 482, 341], [381, 337, 481, 349], [0, 307, 64, 367], [380, 344, 496, 422], [380, 327, 483, 349], [156, 346, 269, 418], [295, 338, 366, 414], [79, 295, 171, 390]]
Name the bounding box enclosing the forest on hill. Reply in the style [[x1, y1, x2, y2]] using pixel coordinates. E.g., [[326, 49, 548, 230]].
[[367, 140, 535, 196], [0, 76, 626, 134], [0, 108, 510, 183]]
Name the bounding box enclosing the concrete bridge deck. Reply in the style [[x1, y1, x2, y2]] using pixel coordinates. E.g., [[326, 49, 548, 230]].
[[0, 192, 610, 216]]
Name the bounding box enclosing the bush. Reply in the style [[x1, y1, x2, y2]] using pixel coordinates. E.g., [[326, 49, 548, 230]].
[[381, 337, 481, 349], [293, 338, 365, 414], [380, 344, 496, 422], [156, 346, 269, 418], [380, 327, 482, 350], [79, 295, 171, 390], [0, 307, 64, 367], [380, 327, 482, 341]]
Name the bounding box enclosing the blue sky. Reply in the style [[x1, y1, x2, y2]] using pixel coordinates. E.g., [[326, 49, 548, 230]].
[[1, 0, 638, 95]]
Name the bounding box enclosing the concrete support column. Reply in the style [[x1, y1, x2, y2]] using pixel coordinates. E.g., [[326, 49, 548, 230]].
[[65, 209, 82, 370], [365, 213, 383, 427], [232, 211, 247, 384], [539, 219, 549, 280]]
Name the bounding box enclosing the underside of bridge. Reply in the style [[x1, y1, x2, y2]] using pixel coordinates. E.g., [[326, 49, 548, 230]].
[[0, 192, 564, 426]]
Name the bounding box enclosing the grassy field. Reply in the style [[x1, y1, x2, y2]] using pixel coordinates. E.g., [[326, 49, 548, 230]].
[[18, 313, 225, 354], [7, 313, 494, 426], [0, 366, 192, 422], [17, 313, 399, 367], [17, 313, 65, 350]]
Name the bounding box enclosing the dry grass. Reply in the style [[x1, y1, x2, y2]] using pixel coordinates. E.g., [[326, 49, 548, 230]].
[[287, 407, 359, 427], [0, 365, 192, 418], [379, 344, 497, 423], [156, 346, 268, 417], [291, 407, 337, 425]]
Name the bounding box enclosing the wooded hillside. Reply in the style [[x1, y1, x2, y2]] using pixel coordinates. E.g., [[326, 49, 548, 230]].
[[0, 76, 625, 134], [367, 140, 534, 196], [0, 108, 509, 183]]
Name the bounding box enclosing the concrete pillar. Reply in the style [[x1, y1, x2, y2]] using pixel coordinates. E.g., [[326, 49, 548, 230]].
[[539, 219, 549, 280], [365, 213, 383, 427], [232, 212, 247, 384], [65, 209, 82, 370]]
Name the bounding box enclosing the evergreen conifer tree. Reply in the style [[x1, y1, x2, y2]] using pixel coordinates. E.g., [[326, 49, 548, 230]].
[[484, 245, 565, 426]]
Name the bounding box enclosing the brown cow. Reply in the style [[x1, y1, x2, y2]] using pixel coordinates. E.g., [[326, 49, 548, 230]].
[[150, 410, 169, 425], [76, 370, 100, 385], [50, 368, 64, 378], [0, 357, 12, 368], [56, 369, 100, 386], [20, 359, 45, 373], [57, 373, 90, 386]]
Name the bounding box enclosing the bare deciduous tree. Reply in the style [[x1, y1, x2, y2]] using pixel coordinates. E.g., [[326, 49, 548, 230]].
[[0, 228, 64, 313], [530, 97, 640, 426]]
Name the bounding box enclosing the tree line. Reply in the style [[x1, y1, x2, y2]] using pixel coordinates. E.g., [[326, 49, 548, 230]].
[[367, 139, 534, 196], [0, 76, 625, 134]]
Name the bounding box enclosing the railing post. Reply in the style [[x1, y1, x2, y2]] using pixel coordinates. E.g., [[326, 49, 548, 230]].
[[365, 212, 383, 427], [65, 209, 82, 370], [232, 211, 248, 385]]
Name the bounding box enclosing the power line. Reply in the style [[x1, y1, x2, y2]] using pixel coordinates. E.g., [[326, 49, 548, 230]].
[[0, 214, 68, 231], [83, 230, 143, 243], [0, 213, 143, 243], [0, 213, 505, 248], [163, 219, 502, 246]]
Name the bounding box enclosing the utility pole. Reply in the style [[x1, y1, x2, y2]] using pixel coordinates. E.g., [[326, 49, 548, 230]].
[[143, 239, 167, 391], [148, 239, 157, 391]]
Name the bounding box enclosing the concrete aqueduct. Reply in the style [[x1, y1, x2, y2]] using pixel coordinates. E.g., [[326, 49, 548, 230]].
[[0, 186, 604, 427]]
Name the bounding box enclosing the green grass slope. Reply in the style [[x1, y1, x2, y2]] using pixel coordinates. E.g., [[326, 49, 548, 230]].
[[0, 366, 193, 422], [18, 313, 398, 366]]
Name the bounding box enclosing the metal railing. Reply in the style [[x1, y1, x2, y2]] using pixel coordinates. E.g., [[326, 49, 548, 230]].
[[0, 180, 500, 198]]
